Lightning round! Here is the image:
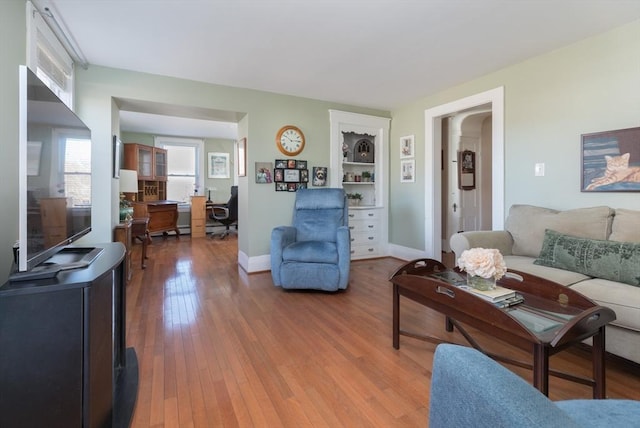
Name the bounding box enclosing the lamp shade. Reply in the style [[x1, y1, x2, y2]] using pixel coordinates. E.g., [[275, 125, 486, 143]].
[[119, 169, 138, 193]]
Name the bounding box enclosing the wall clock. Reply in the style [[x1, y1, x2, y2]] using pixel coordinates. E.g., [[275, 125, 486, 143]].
[[276, 125, 305, 156]]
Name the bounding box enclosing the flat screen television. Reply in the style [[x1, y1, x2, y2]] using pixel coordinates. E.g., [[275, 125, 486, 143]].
[[11, 65, 100, 280]]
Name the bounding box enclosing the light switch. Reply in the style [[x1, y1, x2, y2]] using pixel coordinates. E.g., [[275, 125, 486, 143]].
[[534, 163, 545, 176]]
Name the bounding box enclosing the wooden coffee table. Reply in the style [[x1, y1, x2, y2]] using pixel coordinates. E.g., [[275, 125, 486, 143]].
[[389, 258, 616, 398]]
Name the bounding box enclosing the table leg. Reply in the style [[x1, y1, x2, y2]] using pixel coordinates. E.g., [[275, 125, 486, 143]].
[[445, 316, 454, 332], [592, 326, 606, 399], [393, 284, 400, 349], [533, 345, 550, 396]]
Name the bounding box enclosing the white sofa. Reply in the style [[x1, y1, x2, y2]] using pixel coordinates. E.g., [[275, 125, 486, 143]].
[[450, 205, 640, 365]]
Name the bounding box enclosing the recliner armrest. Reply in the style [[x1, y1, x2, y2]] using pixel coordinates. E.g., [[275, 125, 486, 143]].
[[449, 230, 514, 261], [429, 344, 580, 428]]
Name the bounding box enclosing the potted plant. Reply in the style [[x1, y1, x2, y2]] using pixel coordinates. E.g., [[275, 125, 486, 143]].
[[361, 171, 372, 182], [347, 193, 362, 206]]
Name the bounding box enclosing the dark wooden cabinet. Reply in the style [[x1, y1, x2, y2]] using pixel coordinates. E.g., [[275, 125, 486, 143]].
[[123, 143, 167, 202], [0, 243, 137, 428]]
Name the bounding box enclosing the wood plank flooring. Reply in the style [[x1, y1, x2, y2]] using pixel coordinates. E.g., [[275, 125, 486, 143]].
[[126, 236, 640, 428]]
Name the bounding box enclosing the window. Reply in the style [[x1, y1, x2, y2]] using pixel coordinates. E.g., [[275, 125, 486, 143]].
[[63, 138, 91, 206], [155, 137, 204, 204], [26, 1, 75, 108]]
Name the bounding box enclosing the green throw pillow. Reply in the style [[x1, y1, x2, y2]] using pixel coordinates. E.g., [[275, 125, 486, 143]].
[[534, 229, 640, 287]]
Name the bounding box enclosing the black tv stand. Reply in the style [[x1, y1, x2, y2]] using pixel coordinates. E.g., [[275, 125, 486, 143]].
[[8, 246, 104, 282], [0, 243, 138, 427]]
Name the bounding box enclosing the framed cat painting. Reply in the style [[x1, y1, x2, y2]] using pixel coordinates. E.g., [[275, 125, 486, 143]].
[[581, 126, 640, 192]]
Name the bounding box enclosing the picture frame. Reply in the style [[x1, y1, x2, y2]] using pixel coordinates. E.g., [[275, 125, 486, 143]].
[[458, 150, 476, 190], [208, 152, 230, 178], [400, 135, 415, 159], [400, 159, 415, 183], [255, 162, 273, 183], [275, 159, 287, 169], [312, 167, 327, 186], [237, 138, 247, 177], [112, 135, 121, 178], [581, 126, 640, 192], [296, 160, 307, 169], [284, 168, 300, 183]]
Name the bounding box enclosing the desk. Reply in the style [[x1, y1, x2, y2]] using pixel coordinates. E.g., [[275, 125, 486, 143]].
[[133, 201, 179, 238]]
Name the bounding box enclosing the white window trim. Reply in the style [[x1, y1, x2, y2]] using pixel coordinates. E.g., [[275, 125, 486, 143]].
[[155, 136, 205, 205]]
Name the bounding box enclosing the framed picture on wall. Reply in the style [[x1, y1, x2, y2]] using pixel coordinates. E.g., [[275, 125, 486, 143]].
[[400, 135, 414, 158], [400, 159, 415, 183], [581, 126, 640, 192], [208, 152, 230, 178]]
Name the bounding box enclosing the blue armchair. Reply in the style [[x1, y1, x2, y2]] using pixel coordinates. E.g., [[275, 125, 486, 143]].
[[270, 188, 350, 291], [429, 344, 640, 428]]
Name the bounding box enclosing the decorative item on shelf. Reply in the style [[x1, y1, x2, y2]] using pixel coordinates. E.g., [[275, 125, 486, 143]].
[[361, 171, 372, 182], [355, 174, 361, 182], [346, 193, 362, 206], [119, 169, 138, 222], [457, 248, 507, 291], [344, 172, 355, 182]]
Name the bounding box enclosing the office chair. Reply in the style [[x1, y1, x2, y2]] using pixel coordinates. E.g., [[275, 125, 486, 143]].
[[209, 186, 238, 239]]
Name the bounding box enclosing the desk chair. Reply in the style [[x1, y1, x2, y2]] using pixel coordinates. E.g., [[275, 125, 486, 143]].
[[131, 217, 150, 268], [209, 186, 238, 239]]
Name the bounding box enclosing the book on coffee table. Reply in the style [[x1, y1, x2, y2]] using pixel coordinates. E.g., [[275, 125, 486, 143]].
[[464, 285, 517, 302]]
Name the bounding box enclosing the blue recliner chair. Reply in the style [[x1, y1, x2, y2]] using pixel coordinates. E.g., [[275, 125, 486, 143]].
[[429, 344, 640, 427], [270, 188, 350, 291]]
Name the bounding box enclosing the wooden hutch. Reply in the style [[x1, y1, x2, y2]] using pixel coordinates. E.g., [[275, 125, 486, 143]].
[[123, 143, 179, 237]]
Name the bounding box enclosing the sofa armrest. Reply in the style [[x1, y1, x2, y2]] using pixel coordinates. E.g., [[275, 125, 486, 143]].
[[449, 230, 514, 260], [429, 344, 580, 428]]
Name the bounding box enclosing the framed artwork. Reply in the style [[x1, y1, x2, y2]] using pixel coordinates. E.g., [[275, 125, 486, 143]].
[[112, 135, 121, 178], [400, 135, 415, 158], [273, 159, 309, 191], [581, 126, 640, 192], [458, 150, 476, 190], [400, 159, 415, 183], [237, 138, 247, 177], [312, 167, 327, 186], [208, 152, 230, 178], [255, 162, 273, 183]]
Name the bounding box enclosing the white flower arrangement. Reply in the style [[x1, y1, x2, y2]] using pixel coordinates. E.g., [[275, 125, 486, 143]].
[[457, 248, 507, 280]]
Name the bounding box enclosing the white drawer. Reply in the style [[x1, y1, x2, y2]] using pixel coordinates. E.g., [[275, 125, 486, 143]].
[[351, 230, 378, 245], [349, 220, 378, 234], [348, 209, 380, 221], [351, 243, 380, 258]]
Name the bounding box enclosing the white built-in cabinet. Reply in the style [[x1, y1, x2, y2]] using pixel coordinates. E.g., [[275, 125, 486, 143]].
[[329, 110, 390, 260]]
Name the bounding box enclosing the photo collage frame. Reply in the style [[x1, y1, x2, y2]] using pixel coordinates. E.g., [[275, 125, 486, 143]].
[[274, 159, 309, 192]]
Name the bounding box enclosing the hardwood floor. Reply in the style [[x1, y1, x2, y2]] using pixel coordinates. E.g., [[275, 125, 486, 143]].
[[126, 236, 640, 427]]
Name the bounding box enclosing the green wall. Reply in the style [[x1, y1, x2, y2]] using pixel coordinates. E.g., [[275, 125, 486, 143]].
[[0, 0, 26, 279], [1, 0, 639, 279], [73, 65, 388, 268], [389, 18, 640, 252]]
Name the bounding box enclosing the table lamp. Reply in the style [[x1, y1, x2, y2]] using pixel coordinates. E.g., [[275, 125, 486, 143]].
[[119, 169, 138, 221]]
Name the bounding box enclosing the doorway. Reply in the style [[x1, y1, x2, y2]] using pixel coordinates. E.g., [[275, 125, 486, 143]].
[[442, 107, 492, 252], [423, 87, 505, 261]]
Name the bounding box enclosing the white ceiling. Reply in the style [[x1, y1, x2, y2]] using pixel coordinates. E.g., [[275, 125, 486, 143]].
[[39, 0, 640, 138]]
